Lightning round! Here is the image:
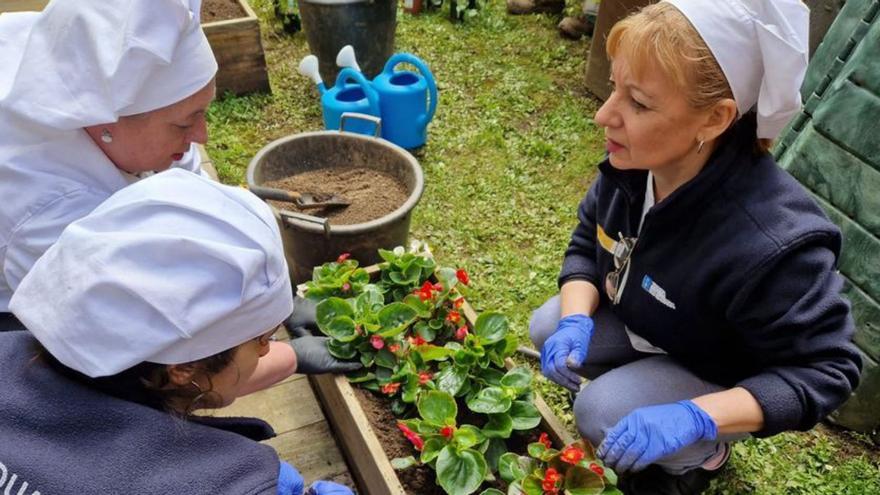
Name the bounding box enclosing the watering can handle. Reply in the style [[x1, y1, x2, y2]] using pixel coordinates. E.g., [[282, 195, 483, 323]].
[[383, 53, 438, 130], [334, 67, 380, 117], [340, 112, 382, 137]]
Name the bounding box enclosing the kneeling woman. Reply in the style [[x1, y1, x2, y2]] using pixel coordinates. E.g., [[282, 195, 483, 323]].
[[531, 1, 862, 493], [1, 170, 350, 495]]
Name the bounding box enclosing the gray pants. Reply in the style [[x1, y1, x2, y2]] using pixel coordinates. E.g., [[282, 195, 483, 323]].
[[530, 295, 746, 474]]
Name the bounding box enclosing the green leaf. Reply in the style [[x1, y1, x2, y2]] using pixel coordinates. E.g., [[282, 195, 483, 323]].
[[346, 370, 375, 383], [509, 401, 542, 430], [354, 286, 385, 314], [454, 425, 483, 450], [316, 298, 354, 330], [498, 453, 537, 484], [527, 442, 548, 459], [324, 316, 357, 342], [476, 368, 505, 386], [437, 446, 488, 495], [521, 474, 545, 495], [564, 465, 605, 494], [480, 490, 504, 495], [435, 364, 468, 396], [377, 302, 418, 337], [418, 390, 457, 426], [327, 339, 357, 359], [378, 248, 397, 263], [404, 294, 434, 318], [473, 312, 508, 345], [500, 366, 532, 394], [436, 267, 459, 291], [374, 348, 398, 369], [482, 413, 513, 439], [467, 386, 513, 414], [391, 456, 418, 470], [415, 344, 455, 362], [421, 437, 446, 464], [483, 438, 507, 472], [415, 320, 438, 341]]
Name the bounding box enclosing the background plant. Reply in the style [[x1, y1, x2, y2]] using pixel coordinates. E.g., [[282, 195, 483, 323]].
[[210, 2, 880, 492]]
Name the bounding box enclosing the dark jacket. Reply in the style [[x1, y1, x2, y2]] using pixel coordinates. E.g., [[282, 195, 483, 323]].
[[559, 117, 862, 437], [0, 331, 280, 494]]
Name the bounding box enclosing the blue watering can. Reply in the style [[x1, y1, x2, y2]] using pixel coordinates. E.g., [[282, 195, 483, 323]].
[[337, 47, 437, 149], [299, 55, 381, 137]]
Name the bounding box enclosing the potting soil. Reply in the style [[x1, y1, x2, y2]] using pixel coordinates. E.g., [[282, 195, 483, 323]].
[[263, 167, 409, 225], [201, 0, 246, 23]]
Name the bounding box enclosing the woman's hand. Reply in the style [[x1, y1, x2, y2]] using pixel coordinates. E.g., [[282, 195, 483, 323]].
[[540, 314, 594, 392], [597, 400, 718, 472]]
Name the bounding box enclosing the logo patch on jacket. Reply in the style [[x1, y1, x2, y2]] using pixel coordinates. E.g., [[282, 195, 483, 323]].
[[641, 275, 676, 310]]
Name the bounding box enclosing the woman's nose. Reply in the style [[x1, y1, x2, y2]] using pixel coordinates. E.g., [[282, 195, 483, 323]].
[[594, 94, 620, 129], [188, 116, 209, 145]]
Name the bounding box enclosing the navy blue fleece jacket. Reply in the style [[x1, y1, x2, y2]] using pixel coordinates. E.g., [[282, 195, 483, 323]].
[[559, 117, 862, 437]]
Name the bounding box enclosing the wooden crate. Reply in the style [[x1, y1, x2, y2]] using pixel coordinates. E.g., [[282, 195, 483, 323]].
[[202, 0, 270, 96], [0, 0, 270, 96], [301, 263, 576, 495]]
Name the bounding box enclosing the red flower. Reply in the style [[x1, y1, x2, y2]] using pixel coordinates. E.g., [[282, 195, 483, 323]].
[[341, 282, 351, 292], [440, 425, 455, 438], [542, 467, 562, 494], [446, 310, 461, 324], [370, 335, 385, 350], [455, 326, 468, 341], [336, 253, 351, 263], [408, 335, 426, 346], [589, 462, 605, 477], [456, 269, 469, 285], [432, 283, 443, 292], [382, 382, 401, 395], [413, 281, 435, 302], [453, 297, 465, 309], [538, 432, 552, 449], [560, 445, 585, 465], [418, 371, 433, 385], [388, 343, 401, 353], [397, 422, 424, 451]]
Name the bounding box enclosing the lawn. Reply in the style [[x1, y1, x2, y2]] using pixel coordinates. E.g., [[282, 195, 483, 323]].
[[205, 1, 879, 492]]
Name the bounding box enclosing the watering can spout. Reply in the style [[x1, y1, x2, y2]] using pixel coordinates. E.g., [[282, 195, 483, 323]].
[[298, 55, 325, 93], [336, 45, 361, 72]]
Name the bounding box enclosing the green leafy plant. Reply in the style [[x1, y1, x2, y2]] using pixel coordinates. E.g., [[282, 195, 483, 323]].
[[499, 437, 621, 495], [308, 246, 616, 495]]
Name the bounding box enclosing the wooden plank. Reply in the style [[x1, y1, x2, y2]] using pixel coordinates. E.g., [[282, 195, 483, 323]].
[[266, 420, 355, 486], [310, 373, 406, 495], [0, 0, 47, 12], [214, 375, 325, 435]]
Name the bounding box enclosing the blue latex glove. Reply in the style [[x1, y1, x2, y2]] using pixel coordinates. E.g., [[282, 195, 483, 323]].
[[597, 400, 718, 473], [277, 461, 305, 495], [540, 314, 594, 392], [306, 480, 354, 495]]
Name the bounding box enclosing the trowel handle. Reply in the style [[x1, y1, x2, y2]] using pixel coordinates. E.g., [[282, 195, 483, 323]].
[[249, 185, 302, 203], [336, 45, 361, 72]]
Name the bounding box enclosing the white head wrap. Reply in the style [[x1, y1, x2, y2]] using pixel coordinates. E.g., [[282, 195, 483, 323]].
[[664, 0, 809, 139], [10, 169, 293, 378], [0, 0, 217, 130]]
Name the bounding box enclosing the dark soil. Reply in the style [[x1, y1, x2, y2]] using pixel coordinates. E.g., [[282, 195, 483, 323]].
[[354, 388, 542, 494], [201, 0, 245, 23], [262, 167, 410, 225]]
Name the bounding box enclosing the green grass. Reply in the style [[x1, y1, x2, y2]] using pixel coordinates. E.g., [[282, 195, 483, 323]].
[[206, 2, 879, 492]]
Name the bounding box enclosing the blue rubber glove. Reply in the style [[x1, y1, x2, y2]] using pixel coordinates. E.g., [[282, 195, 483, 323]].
[[540, 314, 594, 392], [306, 480, 354, 495], [597, 400, 718, 473], [277, 461, 305, 495]]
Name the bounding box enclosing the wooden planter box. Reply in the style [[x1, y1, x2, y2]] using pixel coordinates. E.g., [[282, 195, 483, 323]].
[[202, 0, 271, 96], [0, 0, 270, 96], [301, 263, 576, 494]]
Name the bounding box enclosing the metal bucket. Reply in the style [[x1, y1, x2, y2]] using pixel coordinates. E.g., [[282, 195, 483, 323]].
[[246, 117, 424, 284], [298, 0, 397, 84]]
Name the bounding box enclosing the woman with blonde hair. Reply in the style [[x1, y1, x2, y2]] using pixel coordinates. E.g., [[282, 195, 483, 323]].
[[531, 1, 862, 492]]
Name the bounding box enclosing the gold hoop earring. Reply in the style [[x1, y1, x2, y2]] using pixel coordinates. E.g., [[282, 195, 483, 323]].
[[101, 129, 113, 143], [697, 139, 705, 154], [186, 380, 207, 415]]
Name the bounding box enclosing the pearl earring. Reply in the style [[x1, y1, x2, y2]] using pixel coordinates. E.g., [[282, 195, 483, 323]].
[[101, 129, 113, 143]]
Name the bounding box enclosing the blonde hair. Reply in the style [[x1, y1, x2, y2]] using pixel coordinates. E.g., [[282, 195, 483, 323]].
[[606, 3, 772, 154]]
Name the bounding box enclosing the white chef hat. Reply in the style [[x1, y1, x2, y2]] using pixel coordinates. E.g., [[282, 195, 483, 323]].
[[664, 0, 809, 139], [10, 169, 293, 378], [0, 0, 217, 130]]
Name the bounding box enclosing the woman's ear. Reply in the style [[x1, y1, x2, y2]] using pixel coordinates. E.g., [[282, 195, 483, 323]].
[[701, 98, 738, 142], [166, 364, 197, 387]]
